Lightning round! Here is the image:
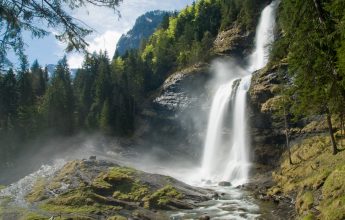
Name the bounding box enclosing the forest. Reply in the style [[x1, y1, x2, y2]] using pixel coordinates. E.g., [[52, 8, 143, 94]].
[[0, 0, 270, 165]]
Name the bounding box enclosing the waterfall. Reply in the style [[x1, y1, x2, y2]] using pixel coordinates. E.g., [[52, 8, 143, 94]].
[[201, 0, 279, 186]]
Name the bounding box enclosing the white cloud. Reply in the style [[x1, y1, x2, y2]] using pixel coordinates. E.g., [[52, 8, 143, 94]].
[[88, 31, 122, 55], [67, 31, 121, 68], [67, 53, 84, 69]]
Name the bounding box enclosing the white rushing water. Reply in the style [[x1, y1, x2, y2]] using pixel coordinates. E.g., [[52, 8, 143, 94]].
[[201, 0, 279, 186]]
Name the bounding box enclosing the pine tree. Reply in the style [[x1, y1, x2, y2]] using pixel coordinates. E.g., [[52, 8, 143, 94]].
[[42, 56, 74, 135]]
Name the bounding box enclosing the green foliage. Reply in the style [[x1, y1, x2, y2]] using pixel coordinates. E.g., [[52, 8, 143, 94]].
[[271, 0, 345, 154], [41, 56, 74, 134]]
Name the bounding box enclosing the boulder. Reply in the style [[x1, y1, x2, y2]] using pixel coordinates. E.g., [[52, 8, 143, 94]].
[[218, 181, 232, 187]]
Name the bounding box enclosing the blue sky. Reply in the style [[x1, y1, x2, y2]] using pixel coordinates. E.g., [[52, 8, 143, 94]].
[[21, 0, 195, 69]]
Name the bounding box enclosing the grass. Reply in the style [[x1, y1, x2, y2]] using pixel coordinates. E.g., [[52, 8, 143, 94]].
[[25, 177, 47, 202], [295, 191, 314, 214], [270, 135, 345, 219]]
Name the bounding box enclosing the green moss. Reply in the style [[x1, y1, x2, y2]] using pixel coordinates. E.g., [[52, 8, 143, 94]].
[[25, 178, 48, 202], [144, 185, 182, 209], [270, 135, 345, 220], [107, 215, 127, 220], [41, 202, 120, 214], [112, 180, 149, 202], [20, 212, 47, 220], [92, 167, 136, 193], [319, 166, 345, 220], [53, 160, 82, 184], [0, 185, 6, 190], [296, 191, 314, 214], [322, 165, 345, 200], [319, 196, 345, 220], [301, 212, 315, 220]]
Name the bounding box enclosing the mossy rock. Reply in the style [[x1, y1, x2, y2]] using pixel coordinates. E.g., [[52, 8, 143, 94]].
[[144, 185, 182, 209], [322, 165, 345, 200], [20, 212, 47, 220], [319, 196, 345, 220], [270, 135, 345, 220], [25, 178, 49, 202], [107, 215, 127, 220], [301, 212, 315, 220], [112, 180, 149, 202], [295, 191, 314, 214], [319, 165, 345, 220]]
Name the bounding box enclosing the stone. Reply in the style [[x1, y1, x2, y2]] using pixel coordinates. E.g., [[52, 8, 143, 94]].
[[218, 181, 231, 187]]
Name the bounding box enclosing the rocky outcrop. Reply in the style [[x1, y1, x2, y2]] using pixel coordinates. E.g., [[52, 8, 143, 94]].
[[137, 63, 211, 160], [213, 25, 254, 57], [248, 64, 287, 166], [0, 159, 212, 220]]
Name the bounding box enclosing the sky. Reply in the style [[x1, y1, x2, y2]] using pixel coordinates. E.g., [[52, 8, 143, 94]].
[[19, 0, 195, 69]]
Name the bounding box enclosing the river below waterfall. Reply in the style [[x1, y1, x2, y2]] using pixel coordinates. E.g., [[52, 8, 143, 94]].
[[169, 186, 278, 220]]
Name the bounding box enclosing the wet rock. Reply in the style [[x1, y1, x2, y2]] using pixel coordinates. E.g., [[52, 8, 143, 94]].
[[213, 25, 254, 57], [249, 64, 288, 166], [137, 63, 211, 162], [212, 192, 219, 200], [89, 155, 96, 160], [218, 181, 231, 187], [199, 215, 210, 220]]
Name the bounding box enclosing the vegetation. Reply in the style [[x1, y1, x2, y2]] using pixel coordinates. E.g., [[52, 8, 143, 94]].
[[0, 159, 198, 219], [143, 185, 182, 209], [270, 0, 345, 155], [0, 0, 269, 168], [269, 135, 345, 219]]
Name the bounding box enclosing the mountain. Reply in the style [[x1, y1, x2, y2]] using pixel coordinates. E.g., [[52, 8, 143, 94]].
[[115, 10, 170, 56]]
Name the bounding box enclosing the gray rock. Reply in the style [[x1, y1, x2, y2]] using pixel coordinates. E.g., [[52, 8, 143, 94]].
[[218, 181, 232, 187]]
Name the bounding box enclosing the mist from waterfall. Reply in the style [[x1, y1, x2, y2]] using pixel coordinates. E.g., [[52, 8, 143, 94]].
[[201, 0, 279, 186]]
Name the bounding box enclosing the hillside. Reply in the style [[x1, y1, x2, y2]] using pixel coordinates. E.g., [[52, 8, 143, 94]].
[[115, 10, 170, 56]]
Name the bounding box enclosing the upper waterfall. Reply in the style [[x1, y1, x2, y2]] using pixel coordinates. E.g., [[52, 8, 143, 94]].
[[248, 0, 280, 72], [200, 0, 279, 186]]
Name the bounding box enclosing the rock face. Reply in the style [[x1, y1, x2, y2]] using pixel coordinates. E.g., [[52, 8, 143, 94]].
[[0, 159, 212, 220], [248, 64, 287, 166], [137, 63, 212, 160], [213, 25, 254, 57]]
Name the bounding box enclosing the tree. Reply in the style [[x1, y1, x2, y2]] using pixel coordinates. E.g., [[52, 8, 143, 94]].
[[279, 0, 343, 155], [0, 0, 122, 69], [0, 69, 18, 130], [31, 60, 47, 97], [42, 56, 74, 134]]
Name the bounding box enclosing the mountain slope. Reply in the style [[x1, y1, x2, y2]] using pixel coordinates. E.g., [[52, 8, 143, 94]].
[[115, 10, 170, 56]]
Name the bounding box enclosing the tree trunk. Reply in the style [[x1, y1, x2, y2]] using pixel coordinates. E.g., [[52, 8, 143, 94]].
[[326, 111, 338, 155], [340, 113, 344, 147], [284, 106, 293, 165]]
